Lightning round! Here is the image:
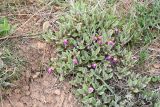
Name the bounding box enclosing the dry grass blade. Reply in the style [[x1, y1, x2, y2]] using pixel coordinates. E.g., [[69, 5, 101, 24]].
[[0, 1, 55, 40], [0, 32, 42, 40]]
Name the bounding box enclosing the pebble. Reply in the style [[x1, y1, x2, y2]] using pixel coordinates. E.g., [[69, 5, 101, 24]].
[[53, 89, 61, 96], [26, 91, 30, 96], [32, 72, 40, 79]]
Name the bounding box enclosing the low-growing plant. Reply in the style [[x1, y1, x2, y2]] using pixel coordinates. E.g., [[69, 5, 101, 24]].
[[139, 50, 149, 64], [0, 18, 10, 36], [48, 0, 160, 106], [0, 41, 24, 89]]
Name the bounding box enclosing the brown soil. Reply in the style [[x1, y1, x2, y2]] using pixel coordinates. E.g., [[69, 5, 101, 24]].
[[2, 73, 79, 107], [1, 2, 80, 107], [1, 39, 80, 107], [146, 38, 160, 75]]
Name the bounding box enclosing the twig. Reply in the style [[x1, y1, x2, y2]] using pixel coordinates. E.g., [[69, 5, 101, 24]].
[[148, 48, 160, 52], [61, 94, 67, 107], [0, 0, 55, 41], [91, 70, 115, 95], [13, 1, 54, 33], [0, 13, 57, 17], [0, 90, 3, 107], [0, 14, 33, 17], [6, 96, 15, 107], [0, 32, 42, 40]]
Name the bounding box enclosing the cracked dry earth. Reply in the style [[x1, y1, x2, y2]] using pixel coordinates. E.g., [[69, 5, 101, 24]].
[[2, 74, 79, 107], [1, 39, 80, 107]]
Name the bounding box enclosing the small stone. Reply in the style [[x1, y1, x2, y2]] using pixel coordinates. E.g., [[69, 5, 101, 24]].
[[14, 89, 21, 94], [42, 80, 50, 87], [68, 93, 73, 102], [39, 95, 46, 103], [45, 95, 53, 103], [43, 21, 51, 32], [153, 64, 160, 69], [0, 51, 2, 56], [53, 89, 61, 96], [31, 91, 40, 100], [32, 41, 46, 50], [26, 91, 30, 96], [15, 102, 24, 107], [3, 101, 12, 107], [23, 85, 29, 90], [26, 70, 31, 78], [32, 72, 40, 79], [44, 89, 51, 94]]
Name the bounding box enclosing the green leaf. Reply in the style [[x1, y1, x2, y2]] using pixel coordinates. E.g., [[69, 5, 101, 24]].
[[78, 43, 85, 49], [83, 34, 90, 42], [97, 85, 106, 95], [97, 85, 104, 92], [133, 88, 140, 93], [76, 23, 82, 32], [108, 73, 113, 79], [97, 56, 104, 60], [107, 29, 114, 36], [59, 75, 64, 81], [95, 100, 101, 106], [0, 18, 10, 36], [102, 72, 110, 80], [95, 47, 100, 56], [98, 91, 105, 95], [83, 84, 88, 92], [77, 89, 85, 95], [102, 94, 112, 104], [154, 100, 160, 107]]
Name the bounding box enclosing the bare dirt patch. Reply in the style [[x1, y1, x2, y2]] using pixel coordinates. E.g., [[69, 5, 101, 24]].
[[1, 2, 80, 107], [1, 39, 80, 107], [2, 73, 79, 107]]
